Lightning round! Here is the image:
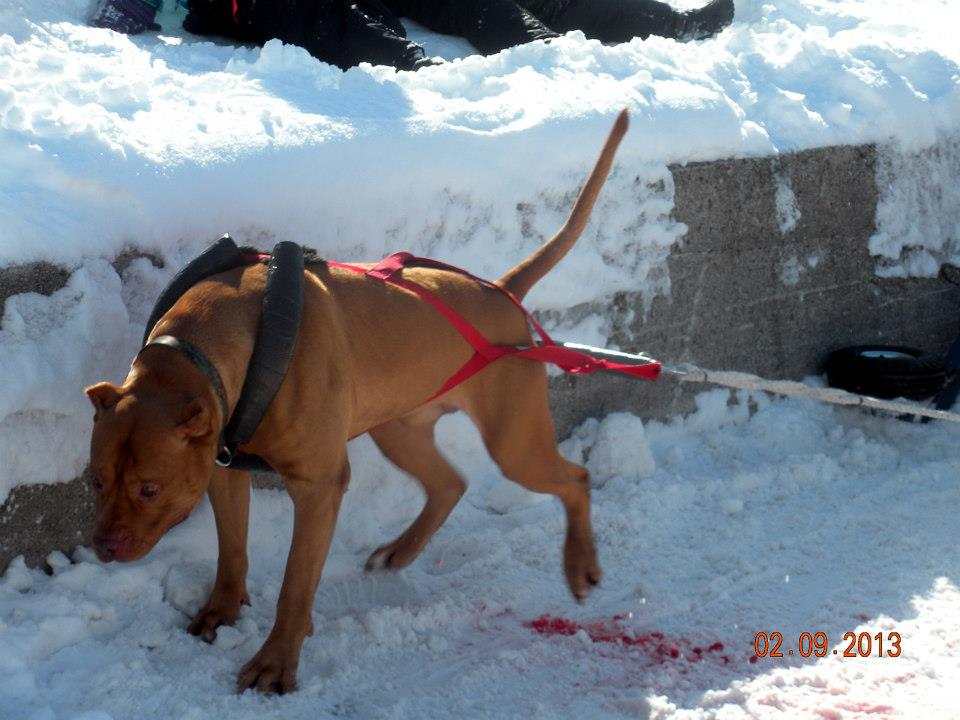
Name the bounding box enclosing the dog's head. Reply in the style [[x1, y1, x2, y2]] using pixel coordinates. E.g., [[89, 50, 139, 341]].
[[84, 379, 217, 562]]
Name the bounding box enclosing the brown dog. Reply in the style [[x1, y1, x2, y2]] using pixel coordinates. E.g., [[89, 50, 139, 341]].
[[84, 109, 629, 694]]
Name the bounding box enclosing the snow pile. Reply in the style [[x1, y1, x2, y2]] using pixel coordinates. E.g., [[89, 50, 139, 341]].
[[870, 136, 960, 278], [2, 391, 959, 717]]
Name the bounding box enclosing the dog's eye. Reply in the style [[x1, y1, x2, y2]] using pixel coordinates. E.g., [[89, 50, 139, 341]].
[[91, 476, 104, 492], [139, 483, 160, 499]]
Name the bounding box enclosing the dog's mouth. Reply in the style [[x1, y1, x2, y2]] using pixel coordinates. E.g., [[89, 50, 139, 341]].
[[93, 511, 192, 563], [93, 536, 149, 564]]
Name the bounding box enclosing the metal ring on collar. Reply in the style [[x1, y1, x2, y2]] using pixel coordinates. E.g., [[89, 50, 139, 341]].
[[215, 445, 234, 468]]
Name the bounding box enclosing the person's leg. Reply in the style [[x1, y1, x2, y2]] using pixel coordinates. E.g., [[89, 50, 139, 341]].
[[677, 0, 735, 40], [534, 0, 733, 42], [387, 0, 557, 55], [92, 0, 162, 34], [184, 0, 251, 39], [185, 0, 329, 47], [187, 0, 432, 70], [354, 0, 408, 38], [334, 3, 429, 69]]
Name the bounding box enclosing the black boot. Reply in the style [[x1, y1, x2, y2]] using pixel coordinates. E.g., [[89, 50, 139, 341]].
[[679, 0, 734, 40]]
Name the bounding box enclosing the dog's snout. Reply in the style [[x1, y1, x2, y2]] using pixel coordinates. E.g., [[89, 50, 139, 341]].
[[92, 528, 129, 563]]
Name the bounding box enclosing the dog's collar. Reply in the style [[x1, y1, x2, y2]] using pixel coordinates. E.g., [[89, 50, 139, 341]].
[[139, 239, 305, 474], [139, 335, 230, 431]]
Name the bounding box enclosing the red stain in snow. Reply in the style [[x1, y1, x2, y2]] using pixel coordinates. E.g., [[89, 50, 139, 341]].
[[526, 614, 737, 665]]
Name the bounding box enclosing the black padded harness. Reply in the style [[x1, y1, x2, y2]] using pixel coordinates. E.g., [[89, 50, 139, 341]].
[[140, 235, 307, 473]]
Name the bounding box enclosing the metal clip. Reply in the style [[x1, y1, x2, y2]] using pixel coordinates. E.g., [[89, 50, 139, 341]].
[[215, 445, 233, 468]]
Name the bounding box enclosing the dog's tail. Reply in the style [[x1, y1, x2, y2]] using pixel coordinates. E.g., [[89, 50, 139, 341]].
[[496, 108, 629, 301]]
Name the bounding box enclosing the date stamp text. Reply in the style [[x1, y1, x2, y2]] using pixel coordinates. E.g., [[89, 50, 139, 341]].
[[753, 631, 902, 659]]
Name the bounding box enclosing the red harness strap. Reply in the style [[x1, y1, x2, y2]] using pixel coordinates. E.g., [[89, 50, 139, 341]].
[[328, 252, 661, 403]]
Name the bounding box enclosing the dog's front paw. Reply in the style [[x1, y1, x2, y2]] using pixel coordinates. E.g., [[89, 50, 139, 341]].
[[237, 639, 300, 694], [187, 590, 250, 643]]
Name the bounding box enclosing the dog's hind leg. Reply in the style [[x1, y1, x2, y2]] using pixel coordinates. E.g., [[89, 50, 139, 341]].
[[365, 408, 467, 571], [188, 466, 251, 642], [463, 360, 601, 602]]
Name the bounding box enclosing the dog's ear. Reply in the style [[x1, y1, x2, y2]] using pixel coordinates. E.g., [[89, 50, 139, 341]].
[[85, 382, 122, 419], [177, 398, 213, 439]]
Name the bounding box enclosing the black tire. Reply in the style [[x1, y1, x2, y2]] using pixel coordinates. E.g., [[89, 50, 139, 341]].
[[825, 345, 945, 401]]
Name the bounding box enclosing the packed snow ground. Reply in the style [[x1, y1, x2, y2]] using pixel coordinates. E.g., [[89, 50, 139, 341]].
[[3, 392, 959, 718]]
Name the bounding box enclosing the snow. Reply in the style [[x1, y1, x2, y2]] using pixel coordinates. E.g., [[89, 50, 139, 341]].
[[870, 136, 960, 278], [3, 392, 960, 717], [2, 0, 960, 714], [773, 165, 801, 237]]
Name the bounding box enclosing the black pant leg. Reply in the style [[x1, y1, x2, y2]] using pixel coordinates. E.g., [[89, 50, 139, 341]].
[[354, 0, 408, 37], [538, 0, 683, 42], [335, 3, 427, 69], [185, 0, 261, 40], [288, 0, 424, 70], [387, 0, 557, 55]]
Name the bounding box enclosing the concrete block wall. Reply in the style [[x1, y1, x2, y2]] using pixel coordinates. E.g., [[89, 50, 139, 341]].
[[3, 143, 959, 572], [549, 144, 959, 437]]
